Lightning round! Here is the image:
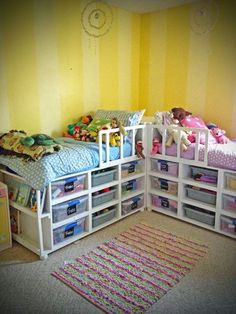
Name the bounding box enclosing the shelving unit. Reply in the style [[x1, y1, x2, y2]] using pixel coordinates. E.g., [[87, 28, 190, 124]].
[[147, 155, 236, 239], [0, 158, 146, 259]]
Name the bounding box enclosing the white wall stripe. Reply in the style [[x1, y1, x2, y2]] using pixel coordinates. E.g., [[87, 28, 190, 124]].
[[149, 12, 166, 111], [118, 10, 132, 108], [33, 0, 61, 136], [186, 31, 210, 117], [82, 34, 100, 114]]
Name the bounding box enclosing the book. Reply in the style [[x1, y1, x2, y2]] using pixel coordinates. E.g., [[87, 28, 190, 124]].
[[16, 184, 31, 207], [8, 184, 19, 202], [28, 189, 37, 211], [28, 188, 46, 212], [4, 178, 20, 202]]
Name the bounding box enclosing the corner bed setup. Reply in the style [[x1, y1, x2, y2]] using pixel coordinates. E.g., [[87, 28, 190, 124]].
[[0, 110, 146, 260], [146, 119, 236, 241], [0, 109, 236, 259]]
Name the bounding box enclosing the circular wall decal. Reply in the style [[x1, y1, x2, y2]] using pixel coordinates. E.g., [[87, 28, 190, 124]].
[[81, 1, 113, 38], [190, 0, 219, 35]]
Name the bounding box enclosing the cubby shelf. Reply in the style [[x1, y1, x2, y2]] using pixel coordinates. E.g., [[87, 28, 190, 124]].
[[1, 159, 146, 259], [147, 156, 236, 239]]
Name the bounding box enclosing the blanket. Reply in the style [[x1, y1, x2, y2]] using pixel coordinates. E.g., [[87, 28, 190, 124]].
[[0, 131, 61, 161]]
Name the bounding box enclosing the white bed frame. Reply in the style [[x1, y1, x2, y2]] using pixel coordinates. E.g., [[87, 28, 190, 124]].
[[146, 123, 236, 241], [0, 125, 147, 259], [1, 123, 236, 259]]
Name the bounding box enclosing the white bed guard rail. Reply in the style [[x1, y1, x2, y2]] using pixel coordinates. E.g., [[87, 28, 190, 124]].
[[148, 124, 210, 165], [98, 124, 146, 168]]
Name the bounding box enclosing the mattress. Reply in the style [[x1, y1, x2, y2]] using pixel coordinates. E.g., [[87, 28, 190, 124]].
[[0, 138, 132, 190], [159, 141, 236, 171]]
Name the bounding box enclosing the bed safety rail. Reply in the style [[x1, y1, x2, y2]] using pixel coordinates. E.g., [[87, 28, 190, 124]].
[[148, 124, 210, 165], [98, 124, 146, 168]]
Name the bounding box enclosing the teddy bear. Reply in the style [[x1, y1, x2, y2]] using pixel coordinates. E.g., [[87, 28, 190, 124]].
[[210, 127, 229, 144], [166, 124, 191, 151]]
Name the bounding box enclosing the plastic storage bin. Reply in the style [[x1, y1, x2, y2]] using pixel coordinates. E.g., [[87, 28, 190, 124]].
[[92, 169, 116, 187], [121, 178, 143, 195], [51, 175, 86, 199], [52, 196, 88, 223], [92, 189, 116, 207], [151, 194, 177, 213], [121, 161, 142, 177], [92, 208, 116, 228], [220, 216, 236, 235], [190, 166, 217, 184], [53, 217, 85, 244], [225, 173, 236, 191], [122, 194, 144, 215], [223, 195, 236, 213], [186, 186, 216, 205], [151, 177, 177, 195], [184, 205, 215, 226], [151, 159, 178, 176]]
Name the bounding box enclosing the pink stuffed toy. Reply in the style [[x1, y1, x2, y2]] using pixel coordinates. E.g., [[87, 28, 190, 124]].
[[210, 127, 229, 144], [136, 140, 145, 159], [151, 138, 161, 155]]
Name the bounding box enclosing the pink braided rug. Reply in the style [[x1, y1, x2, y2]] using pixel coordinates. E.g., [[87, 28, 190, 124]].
[[52, 223, 208, 313]]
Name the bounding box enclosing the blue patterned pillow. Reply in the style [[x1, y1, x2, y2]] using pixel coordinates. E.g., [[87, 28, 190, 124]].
[[93, 109, 145, 127]]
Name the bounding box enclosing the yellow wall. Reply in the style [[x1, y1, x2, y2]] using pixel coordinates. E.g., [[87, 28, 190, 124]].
[[0, 0, 141, 136], [0, 0, 236, 137], [141, 0, 236, 137]]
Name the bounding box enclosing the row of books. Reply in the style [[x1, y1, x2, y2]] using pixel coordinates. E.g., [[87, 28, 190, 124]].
[[7, 180, 45, 212]]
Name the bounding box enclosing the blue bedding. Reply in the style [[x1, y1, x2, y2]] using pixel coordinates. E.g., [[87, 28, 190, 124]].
[[0, 138, 132, 190]]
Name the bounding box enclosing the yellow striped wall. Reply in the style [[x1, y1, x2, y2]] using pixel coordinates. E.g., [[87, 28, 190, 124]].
[[0, 0, 236, 138], [141, 0, 236, 137]]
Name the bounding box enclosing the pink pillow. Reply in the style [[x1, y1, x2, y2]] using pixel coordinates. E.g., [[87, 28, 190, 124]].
[[181, 116, 216, 144], [181, 116, 207, 129]]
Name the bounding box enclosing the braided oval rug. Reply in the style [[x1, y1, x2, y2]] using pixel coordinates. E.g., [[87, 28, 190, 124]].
[[52, 223, 208, 314]]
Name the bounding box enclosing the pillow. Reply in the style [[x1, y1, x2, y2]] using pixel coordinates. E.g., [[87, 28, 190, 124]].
[[93, 109, 145, 127], [181, 116, 207, 129], [181, 116, 216, 144], [87, 118, 111, 132]]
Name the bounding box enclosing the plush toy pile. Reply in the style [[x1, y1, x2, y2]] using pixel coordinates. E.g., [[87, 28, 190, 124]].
[[63, 115, 126, 147], [153, 107, 230, 152]]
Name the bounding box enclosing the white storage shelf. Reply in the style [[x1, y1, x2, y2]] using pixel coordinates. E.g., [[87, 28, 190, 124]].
[[1, 155, 146, 259], [148, 156, 236, 239]]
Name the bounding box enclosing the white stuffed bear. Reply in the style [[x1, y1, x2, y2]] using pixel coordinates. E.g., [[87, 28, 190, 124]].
[[166, 124, 191, 151]]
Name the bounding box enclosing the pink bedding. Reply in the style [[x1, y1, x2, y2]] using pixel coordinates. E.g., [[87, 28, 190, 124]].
[[159, 141, 236, 171]]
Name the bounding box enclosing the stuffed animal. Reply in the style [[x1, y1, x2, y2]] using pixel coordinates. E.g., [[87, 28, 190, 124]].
[[154, 111, 173, 126], [67, 115, 93, 136], [166, 125, 191, 151], [109, 133, 121, 146], [99, 117, 125, 134], [20, 134, 59, 147], [81, 115, 92, 125], [73, 126, 81, 140], [151, 138, 161, 155], [136, 140, 145, 159], [210, 127, 229, 144], [80, 129, 90, 142], [171, 107, 192, 123]]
